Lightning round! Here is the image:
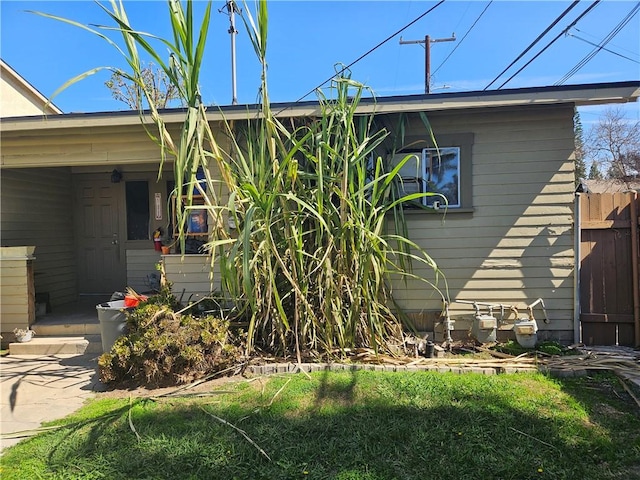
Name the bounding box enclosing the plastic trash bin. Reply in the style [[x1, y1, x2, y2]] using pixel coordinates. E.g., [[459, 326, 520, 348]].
[[96, 300, 130, 353]]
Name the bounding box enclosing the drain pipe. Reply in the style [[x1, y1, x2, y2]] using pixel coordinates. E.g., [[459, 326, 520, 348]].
[[630, 192, 640, 347], [574, 193, 582, 344]]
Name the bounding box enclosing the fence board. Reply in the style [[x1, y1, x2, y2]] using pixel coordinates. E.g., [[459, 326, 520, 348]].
[[580, 192, 639, 347]]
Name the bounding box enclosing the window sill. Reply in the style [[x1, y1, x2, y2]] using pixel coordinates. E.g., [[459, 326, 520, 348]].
[[402, 207, 475, 216]]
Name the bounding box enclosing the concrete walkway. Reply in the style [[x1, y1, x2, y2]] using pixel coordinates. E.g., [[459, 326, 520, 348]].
[[0, 354, 103, 453]]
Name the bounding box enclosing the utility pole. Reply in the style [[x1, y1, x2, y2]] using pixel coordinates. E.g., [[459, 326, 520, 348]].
[[400, 33, 456, 94], [224, 1, 239, 105]]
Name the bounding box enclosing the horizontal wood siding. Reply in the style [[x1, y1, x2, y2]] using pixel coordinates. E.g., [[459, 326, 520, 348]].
[[0, 256, 35, 333], [1, 124, 164, 168], [0, 168, 77, 306], [126, 250, 162, 293], [395, 105, 576, 339], [163, 255, 221, 303], [1, 106, 577, 341]]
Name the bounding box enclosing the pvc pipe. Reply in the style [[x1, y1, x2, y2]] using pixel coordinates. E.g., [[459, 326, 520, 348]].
[[573, 193, 582, 344]]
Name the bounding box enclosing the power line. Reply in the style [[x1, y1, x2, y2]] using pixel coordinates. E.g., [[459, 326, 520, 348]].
[[574, 27, 639, 58], [556, 2, 640, 85], [483, 0, 580, 90], [432, 0, 493, 78], [275, 0, 446, 114], [496, 0, 601, 90], [567, 32, 640, 64]]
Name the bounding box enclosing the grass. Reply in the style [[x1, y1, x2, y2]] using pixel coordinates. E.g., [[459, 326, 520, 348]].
[[1, 371, 639, 480]]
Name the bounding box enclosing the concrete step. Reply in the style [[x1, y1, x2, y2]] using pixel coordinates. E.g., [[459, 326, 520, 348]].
[[32, 322, 101, 336], [8, 335, 103, 355]]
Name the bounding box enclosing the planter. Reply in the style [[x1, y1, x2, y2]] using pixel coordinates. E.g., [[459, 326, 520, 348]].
[[14, 329, 35, 343]]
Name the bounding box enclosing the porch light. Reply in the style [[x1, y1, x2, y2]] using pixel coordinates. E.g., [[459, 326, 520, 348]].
[[111, 169, 123, 183]]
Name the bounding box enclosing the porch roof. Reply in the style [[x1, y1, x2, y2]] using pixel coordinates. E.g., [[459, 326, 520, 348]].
[[1, 80, 638, 132]]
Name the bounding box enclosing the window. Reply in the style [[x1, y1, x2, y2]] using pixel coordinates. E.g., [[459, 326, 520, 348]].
[[424, 147, 460, 208], [126, 181, 150, 240], [389, 132, 473, 211]]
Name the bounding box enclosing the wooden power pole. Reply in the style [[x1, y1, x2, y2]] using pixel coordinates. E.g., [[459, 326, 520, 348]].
[[400, 34, 456, 94]]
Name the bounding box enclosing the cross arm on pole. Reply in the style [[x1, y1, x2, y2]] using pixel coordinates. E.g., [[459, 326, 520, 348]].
[[399, 33, 456, 94]]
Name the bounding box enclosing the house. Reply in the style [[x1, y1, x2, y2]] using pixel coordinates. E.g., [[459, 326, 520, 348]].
[[0, 60, 63, 337], [583, 178, 640, 193], [1, 60, 62, 117], [1, 79, 639, 346]]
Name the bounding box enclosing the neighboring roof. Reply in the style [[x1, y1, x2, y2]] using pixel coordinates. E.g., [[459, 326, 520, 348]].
[[1, 80, 638, 132], [583, 178, 640, 193], [0, 60, 63, 116]]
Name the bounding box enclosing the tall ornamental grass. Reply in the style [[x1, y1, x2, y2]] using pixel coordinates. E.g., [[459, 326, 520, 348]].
[[36, 0, 446, 359]]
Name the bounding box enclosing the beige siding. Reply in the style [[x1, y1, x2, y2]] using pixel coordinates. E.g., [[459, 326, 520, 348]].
[[126, 250, 162, 293], [0, 103, 578, 341], [1, 125, 165, 168], [394, 104, 576, 339], [162, 254, 221, 303], [0, 66, 60, 117], [1, 168, 77, 306], [0, 248, 35, 334], [161, 105, 576, 341], [0, 74, 45, 117]]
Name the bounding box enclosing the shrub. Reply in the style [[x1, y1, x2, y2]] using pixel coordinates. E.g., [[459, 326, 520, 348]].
[[98, 302, 243, 387]]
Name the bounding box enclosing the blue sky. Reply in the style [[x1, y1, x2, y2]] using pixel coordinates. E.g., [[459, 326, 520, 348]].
[[1, 0, 639, 128]]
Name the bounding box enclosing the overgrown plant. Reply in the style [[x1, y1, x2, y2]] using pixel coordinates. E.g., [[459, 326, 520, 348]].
[[37, 0, 447, 360], [211, 2, 446, 359], [98, 301, 242, 386]]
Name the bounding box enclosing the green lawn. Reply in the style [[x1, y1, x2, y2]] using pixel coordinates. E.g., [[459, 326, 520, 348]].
[[1, 371, 639, 480]]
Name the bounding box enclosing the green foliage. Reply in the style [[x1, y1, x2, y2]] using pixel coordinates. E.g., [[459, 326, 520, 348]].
[[574, 109, 587, 183], [145, 281, 180, 309], [492, 339, 529, 356], [35, 0, 446, 361], [493, 339, 579, 357], [209, 3, 446, 358], [98, 302, 242, 387], [588, 160, 604, 180], [536, 340, 579, 356], [214, 67, 445, 358]]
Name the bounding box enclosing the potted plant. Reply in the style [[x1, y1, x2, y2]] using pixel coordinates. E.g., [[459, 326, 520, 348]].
[[13, 328, 35, 343]]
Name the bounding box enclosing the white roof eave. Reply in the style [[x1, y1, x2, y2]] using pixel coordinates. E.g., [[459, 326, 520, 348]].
[[1, 82, 638, 133]]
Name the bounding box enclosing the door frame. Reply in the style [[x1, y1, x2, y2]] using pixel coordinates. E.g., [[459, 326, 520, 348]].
[[72, 168, 175, 295], [73, 174, 127, 294]]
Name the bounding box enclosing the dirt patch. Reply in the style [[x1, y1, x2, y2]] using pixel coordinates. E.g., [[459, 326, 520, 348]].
[[594, 402, 626, 418], [96, 373, 248, 399]]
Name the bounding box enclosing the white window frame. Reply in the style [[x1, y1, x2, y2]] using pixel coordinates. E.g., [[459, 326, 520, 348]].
[[389, 147, 461, 209]]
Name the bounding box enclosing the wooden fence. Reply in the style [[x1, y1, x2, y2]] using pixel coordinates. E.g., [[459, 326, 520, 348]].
[[579, 192, 639, 347]]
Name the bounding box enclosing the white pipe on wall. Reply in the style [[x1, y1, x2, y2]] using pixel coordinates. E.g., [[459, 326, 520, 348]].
[[573, 193, 582, 345]]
